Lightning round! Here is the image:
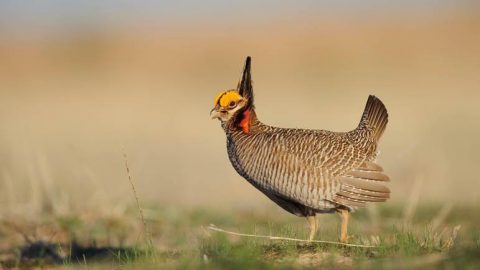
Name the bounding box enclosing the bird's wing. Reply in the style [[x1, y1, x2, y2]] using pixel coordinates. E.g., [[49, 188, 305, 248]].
[[233, 129, 389, 210], [307, 133, 391, 209]]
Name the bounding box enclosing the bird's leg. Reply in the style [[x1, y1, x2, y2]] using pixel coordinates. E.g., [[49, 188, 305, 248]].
[[306, 215, 317, 241], [337, 208, 350, 243]]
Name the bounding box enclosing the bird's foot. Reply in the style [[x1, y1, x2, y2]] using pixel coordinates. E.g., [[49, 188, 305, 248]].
[[339, 234, 354, 243]]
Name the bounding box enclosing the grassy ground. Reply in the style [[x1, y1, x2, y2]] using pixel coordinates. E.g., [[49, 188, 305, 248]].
[[0, 204, 479, 269]]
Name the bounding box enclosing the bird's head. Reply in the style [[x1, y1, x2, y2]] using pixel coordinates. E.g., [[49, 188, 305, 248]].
[[210, 90, 248, 122], [210, 57, 255, 130]]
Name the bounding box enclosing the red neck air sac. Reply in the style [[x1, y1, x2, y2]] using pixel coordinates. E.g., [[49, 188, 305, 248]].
[[239, 110, 251, 133]]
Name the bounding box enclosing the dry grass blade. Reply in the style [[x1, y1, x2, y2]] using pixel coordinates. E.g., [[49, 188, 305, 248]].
[[431, 203, 454, 231], [122, 149, 154, 249], [207, 224, 376, 248], [403, 175, 424, 224], [443, 225, 461, 249]]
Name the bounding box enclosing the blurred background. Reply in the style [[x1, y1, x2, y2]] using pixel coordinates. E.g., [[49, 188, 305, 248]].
[[0, 1, 479, 217]]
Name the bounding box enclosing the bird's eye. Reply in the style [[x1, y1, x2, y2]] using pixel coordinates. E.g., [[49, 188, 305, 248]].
[[228, 101, 237, 108]]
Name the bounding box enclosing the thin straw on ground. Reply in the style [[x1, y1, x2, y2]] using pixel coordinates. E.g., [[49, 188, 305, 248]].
[[207, 224, 376, 248]]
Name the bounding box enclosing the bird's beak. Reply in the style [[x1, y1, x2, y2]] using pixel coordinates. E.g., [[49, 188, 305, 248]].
[[210, 108, 221, 120]]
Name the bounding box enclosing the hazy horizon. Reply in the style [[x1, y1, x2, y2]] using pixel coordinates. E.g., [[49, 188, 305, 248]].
[[0, 2, 479, 216]]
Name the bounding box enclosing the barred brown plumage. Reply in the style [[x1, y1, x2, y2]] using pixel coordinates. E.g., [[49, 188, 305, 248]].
[[211, 57, 391, 242]]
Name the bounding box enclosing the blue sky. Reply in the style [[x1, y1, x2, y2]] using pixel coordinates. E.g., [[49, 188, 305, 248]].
[[0, 0, 470, 35]]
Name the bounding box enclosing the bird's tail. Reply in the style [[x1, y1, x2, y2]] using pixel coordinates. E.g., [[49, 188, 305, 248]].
[[357, 95, 388, 141]]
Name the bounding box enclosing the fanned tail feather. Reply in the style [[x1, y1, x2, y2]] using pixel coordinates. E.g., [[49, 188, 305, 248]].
[[358, 95, 388, 141]]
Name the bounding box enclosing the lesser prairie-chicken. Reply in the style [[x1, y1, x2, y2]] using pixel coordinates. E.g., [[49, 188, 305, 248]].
[[210, 57, 390, 242]]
